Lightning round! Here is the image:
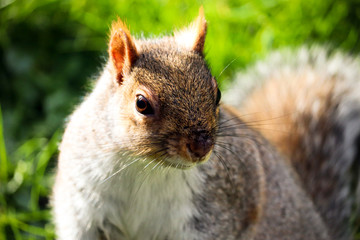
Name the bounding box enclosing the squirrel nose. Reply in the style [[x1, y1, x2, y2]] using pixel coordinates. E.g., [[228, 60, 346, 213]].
[[187, 132, 214, 160]]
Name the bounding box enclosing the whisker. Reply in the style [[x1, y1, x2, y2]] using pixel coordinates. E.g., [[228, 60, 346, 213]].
[[101, 158, 140, 184], [218, 126, 290, 135], [216, 116, 242, 128], [213, 150, 235, 190], [140, 151, 168, 174], [218, 119, 289, 131], [218, 112, 293, 127], [216, 138, 259, 159], [217, 57, 239, 79], [214, 143, 250, 176], [152, 159, 163, 170], [216, 133, 262, 144]]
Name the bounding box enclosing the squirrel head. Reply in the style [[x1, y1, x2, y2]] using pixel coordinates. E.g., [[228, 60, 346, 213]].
[[107, 8, 221, 169]]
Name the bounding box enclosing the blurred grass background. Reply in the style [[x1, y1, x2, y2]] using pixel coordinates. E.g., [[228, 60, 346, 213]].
[[0, 0, 360, 239]]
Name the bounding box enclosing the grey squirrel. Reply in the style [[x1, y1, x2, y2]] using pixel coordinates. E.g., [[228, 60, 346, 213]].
[[52, 8, 360, 240]]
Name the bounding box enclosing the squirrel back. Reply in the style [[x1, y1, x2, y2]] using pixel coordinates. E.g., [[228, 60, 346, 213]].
[[225, 47, 360, 239]]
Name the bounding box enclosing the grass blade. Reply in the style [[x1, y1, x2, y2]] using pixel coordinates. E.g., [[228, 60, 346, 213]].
[[0, 105, 8, 183]]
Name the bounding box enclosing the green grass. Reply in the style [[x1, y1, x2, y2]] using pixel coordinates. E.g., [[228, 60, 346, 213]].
[[0, 106, 59, 239]]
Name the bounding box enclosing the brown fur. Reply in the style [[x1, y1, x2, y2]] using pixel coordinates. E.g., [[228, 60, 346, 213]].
[[240, 71, 337, 158], [109, 19, 138, 84]]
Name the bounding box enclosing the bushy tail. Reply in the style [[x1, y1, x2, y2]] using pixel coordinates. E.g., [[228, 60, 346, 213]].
[[224, 47, 360, 240]]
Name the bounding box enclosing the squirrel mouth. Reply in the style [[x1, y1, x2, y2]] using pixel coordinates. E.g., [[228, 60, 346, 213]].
[[163, 161, 195, 170], [141, 148, 213, 170], [143, 135, 215, 170], [161, 150, 213, 170]]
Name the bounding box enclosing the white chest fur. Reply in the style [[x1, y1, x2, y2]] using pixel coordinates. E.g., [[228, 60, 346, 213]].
[[92, 156, 204, 240]]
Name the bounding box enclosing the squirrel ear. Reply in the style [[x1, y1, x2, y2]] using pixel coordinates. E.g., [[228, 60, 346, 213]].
[[109, 19, 138, 84], [174, 6, 207, 55]]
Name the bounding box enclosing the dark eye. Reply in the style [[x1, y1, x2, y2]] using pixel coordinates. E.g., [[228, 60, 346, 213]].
[[136, 95, 154, 115], [216, 88, 221, 105]]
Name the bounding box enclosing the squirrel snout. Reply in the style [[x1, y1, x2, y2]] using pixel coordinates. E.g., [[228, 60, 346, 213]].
[[187, 133, 214, 161]]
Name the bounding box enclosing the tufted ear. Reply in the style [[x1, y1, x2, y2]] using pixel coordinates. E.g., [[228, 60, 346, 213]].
[[109, 19, 138, 84], [174, 6, 207, 55]]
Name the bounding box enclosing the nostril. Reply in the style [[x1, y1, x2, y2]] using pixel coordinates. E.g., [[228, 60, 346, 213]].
[[188, 137, 213, 159]]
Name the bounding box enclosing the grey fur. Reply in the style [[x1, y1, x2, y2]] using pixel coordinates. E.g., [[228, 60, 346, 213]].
[[225, 46, 360, 239]]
